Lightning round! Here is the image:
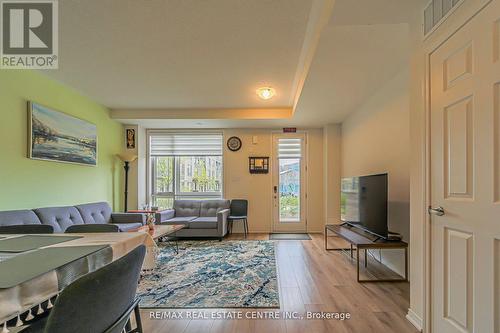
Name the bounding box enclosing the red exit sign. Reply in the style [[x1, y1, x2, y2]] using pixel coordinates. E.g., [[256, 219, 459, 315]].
[[283, 127, 297, 133]]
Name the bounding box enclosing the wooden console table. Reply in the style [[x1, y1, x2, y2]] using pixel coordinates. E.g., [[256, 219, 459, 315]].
[[324, 224, 408, 283]]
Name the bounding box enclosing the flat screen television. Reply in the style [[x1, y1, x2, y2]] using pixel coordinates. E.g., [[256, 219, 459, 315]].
[[340, 173, 388, 239]]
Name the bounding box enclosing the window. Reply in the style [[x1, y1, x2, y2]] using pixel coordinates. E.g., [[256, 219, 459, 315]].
[[148, 132, 223, 209]]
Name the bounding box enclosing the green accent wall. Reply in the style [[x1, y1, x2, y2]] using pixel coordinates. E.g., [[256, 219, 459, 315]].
[[0, 70, 123, 211]]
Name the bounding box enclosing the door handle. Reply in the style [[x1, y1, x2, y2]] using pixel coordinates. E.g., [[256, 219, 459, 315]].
[[428, 206, 445, 216]]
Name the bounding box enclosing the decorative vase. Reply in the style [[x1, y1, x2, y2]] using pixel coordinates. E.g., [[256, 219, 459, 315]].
[[147, 213, 155, 230]]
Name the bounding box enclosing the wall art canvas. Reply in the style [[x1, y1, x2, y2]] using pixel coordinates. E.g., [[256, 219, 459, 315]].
[[29, 102, 97, 166], [126, 128, 136, 149]]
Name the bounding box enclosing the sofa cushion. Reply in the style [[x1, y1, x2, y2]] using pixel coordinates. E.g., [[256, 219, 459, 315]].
[[173, 200, 201, 217], [189, 216, 218, 229], [34, 206, 84, 233], [155, 209, 175, 223], [163, 216, 197, 226], [75, 202, 112, 224], [112, 223, 143, 232], [200, 200, 230, 217], [0, 210, 42, 226]]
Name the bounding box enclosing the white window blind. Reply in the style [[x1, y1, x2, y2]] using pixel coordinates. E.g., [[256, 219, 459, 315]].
[[149, 132, 223, 156], [278, 138, 302, 158]]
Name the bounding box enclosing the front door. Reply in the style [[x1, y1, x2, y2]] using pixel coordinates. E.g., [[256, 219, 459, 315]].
[[429, 1, 500, 332], [272, 133, 307, 232]]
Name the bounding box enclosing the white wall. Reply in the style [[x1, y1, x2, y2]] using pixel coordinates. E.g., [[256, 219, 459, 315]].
[[222, 129, 273, 233], [408, 7, 427, 327], [323, 124, 342, 226], [341, 69, 410, 276]]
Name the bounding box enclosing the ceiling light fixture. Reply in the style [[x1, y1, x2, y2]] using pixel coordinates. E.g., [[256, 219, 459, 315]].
[[256, 87, 276, 100]]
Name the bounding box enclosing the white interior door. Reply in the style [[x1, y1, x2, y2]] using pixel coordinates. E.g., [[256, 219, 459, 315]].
[[429, 1, 500, 332], [272, 133, 307, 232]]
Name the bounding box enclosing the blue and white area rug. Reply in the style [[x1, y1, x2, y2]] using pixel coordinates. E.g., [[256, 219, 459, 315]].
[[137, 240, 279, 308]]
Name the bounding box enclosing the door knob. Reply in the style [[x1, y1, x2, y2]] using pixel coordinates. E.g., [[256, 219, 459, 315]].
[[428, 206, 445, 216]]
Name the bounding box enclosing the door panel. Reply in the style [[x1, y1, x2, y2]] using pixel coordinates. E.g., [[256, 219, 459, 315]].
[[429, 1, 500, 332], [443, 42, 473, 90], [494, 239, 500, 332], [443, 228, 473, 331], [494, 19, 500, 63], [495, 82, 500, 202], [444, 96, 474, 199]]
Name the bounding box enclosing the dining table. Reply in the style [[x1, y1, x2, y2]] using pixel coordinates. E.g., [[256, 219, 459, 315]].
[[0, 232, 157, 332]]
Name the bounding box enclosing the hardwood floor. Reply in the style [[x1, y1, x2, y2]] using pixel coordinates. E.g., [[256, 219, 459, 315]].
[[140, 233, 417, 333]]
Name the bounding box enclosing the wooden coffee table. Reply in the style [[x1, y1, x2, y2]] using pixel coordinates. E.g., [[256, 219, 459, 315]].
[[129, 224, 185, 253]]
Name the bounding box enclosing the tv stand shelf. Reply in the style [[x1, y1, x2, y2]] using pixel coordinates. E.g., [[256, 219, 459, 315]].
[[324, 224, 408, 283]]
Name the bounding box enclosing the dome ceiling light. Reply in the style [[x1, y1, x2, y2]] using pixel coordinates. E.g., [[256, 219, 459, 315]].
[[256, 87, 276, 100]]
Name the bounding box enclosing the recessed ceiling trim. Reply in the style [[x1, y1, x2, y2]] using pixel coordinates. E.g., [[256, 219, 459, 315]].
[[289, 0, 336, 112], [110, 108, 293, 120]]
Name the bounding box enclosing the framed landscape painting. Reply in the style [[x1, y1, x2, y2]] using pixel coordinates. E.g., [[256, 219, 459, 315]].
[[28, 102, 97, 166]]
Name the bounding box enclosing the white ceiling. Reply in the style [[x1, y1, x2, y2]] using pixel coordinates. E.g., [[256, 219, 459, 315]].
[[329, 0, 417, 26], [292, 23, 410, 126], [42, 0, 423, 128], [289, 0, 416, 125], [44, 0, 313, 108]]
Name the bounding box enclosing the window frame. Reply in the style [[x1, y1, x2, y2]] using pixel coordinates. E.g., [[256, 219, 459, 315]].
[[151, 155, 175, 197], [147, 131, 224, 208]]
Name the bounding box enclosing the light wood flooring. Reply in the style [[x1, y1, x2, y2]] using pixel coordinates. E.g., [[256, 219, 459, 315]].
[[140, 233, 417, 333]]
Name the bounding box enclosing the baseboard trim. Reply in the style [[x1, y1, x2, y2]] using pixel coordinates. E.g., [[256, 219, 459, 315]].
[[230, 231, 324, 234], [230, 230, 270, 234], [406, 308, 423, 332]]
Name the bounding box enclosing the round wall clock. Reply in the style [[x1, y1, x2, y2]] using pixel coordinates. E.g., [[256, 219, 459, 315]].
[[227, 136, 242, 152]]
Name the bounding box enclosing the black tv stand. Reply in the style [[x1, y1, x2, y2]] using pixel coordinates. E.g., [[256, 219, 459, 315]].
[[324, 224, 408, 283]]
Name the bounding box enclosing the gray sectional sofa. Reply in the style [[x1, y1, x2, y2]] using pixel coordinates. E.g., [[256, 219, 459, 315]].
[[0, 202, 146, 232], [155, 199, 230, 240]]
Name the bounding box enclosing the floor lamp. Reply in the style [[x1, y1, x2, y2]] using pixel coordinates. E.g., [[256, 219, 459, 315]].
[[117, 153, 137, 212]]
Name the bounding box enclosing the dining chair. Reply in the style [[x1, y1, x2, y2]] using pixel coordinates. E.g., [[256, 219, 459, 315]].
[[0, 225, 54, 234], [21, 244, 146, 333], [65, 224, 119, 233], [228, 199, 249, 238]]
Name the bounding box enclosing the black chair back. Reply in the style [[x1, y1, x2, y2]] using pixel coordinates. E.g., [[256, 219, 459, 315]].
[[42, 245, 145, 333], [230, 199, 248, 217], [0, 224, 54, 234], [65, 224, 119, 233]]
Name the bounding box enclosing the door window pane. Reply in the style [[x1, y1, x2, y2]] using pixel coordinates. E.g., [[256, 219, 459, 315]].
[[279, 158, 300, 222]]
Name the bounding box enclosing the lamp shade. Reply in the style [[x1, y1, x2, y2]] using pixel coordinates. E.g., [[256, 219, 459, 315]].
[[117, 153, 138, 163]]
